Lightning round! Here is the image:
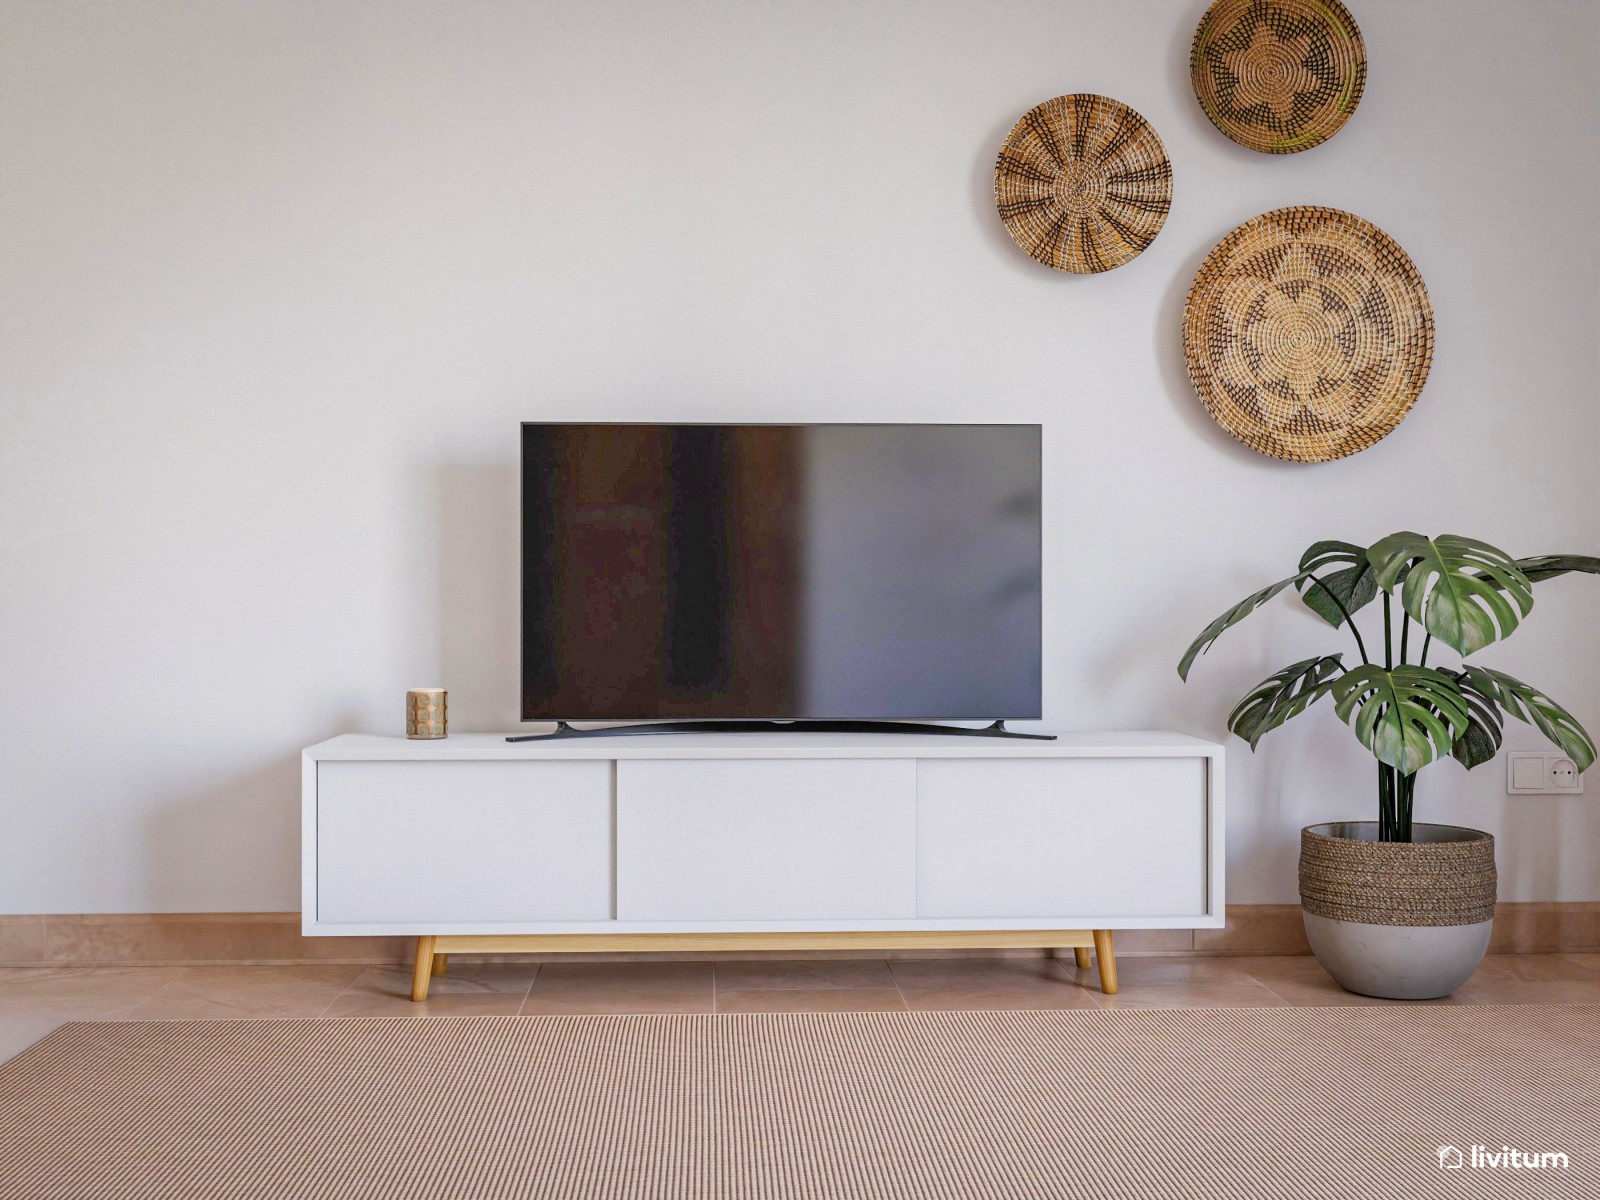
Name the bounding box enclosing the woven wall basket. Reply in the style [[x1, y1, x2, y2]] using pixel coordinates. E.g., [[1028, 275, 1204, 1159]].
[[1182, 206, 1434, 463], [994, 94, 1172, 274], [1191, 0, 1366, 154]]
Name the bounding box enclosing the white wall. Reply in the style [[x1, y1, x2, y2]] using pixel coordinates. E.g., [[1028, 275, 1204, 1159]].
[[2, 0, 1596, 913]]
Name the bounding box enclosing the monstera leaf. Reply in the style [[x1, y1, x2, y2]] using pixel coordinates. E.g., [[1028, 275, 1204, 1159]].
[[1367, 533, 1534, 657], [1177, 571, 1314, 681], [1469, 555, 1600, 589], [1228, 655, 1344, 749], [1332, 665, 1469, 774], [1458, 666, 1596, 772], [1442, 669, 1505, 770], [1509, 555, 1600, 584], [1295, 541, 1378, 628]]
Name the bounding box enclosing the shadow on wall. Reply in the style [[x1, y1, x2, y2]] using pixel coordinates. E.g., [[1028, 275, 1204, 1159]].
[[437, 463, 522, 732], [143, 709, 365, 912]]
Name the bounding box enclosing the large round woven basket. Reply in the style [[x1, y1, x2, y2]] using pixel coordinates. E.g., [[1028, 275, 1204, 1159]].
[[1299, 823, 1496, 928], [1182, 206, 1434, 463], [993, 94, 1172, 274], [1191, 0, 1366, 154]]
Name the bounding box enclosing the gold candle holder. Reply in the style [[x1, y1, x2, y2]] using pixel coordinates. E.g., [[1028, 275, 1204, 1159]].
[[406, 688, 447, 739]]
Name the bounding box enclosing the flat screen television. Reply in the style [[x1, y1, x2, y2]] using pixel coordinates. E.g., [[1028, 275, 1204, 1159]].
[[521, 423, 1041, 724]]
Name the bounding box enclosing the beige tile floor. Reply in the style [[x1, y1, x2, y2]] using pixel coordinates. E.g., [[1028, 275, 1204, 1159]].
[[1, 953, 1596, 1064]]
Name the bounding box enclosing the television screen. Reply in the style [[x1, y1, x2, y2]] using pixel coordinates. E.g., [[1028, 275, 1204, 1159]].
[[521, 423, 1042, 721]]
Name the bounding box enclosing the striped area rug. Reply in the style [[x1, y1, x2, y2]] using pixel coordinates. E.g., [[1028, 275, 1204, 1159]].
[[1, 1005, 1595, 1199]]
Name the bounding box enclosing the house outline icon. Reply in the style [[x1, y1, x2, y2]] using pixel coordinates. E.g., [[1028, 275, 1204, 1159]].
[[1438, 1146, 1463, 1169]]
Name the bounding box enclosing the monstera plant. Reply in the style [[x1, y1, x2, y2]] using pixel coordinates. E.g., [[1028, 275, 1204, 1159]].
[[1179, 534, 1597, 840], [1179, 534, 1598, 999]]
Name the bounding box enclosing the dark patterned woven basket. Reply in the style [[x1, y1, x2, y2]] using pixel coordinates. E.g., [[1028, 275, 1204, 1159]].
[[1191, 0, 1366, 154], [993, 94, 1172, 274], [1182, 206, 1434, 463], [1299, 823, 1496, 928]]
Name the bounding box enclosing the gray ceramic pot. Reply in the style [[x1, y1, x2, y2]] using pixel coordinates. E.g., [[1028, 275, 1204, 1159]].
[[1299, 822, 1496, 1000]]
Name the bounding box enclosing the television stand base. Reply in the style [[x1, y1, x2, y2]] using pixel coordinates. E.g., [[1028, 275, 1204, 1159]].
[[506, 719, 1055, 742], [410, 930, 1115, 1001]]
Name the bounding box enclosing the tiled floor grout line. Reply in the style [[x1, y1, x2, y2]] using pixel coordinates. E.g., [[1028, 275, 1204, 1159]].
[[520, 966, 540, 1014], [312, 983, 348, 1020], [127, 970, 185, 1016]]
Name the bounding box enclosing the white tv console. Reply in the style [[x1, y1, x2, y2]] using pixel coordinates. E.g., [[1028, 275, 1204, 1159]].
[[301, 731, 1224, 1000]]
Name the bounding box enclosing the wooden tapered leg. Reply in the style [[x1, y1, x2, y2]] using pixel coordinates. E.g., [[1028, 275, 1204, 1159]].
[[1092, 930, 1117, 994], [432, 954, 448, 976], [1073, 947, 1091, 970], [411, 936, 437, 1002]]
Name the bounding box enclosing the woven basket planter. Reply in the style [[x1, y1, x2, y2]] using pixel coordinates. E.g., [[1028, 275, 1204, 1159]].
[[1299, 822, 1496, 999], [1300, 823, 1495, 927]]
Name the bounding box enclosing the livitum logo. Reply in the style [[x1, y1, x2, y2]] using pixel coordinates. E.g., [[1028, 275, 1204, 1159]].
[[1437, 1144, 1570, 1171]]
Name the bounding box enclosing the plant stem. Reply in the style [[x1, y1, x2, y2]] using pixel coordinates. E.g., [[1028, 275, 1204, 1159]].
[[1419, 632, 1432, 667], [1378, 762, 1393, 841], [1382, 594, 1393, 670], [1397, 771, 1416, 842], [1305, 573, 1371, 665], [1399, 613, 1410, 666]]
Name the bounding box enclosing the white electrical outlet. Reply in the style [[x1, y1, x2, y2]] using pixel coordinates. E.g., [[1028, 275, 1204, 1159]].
[[1507, 753, 1586, 795]]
